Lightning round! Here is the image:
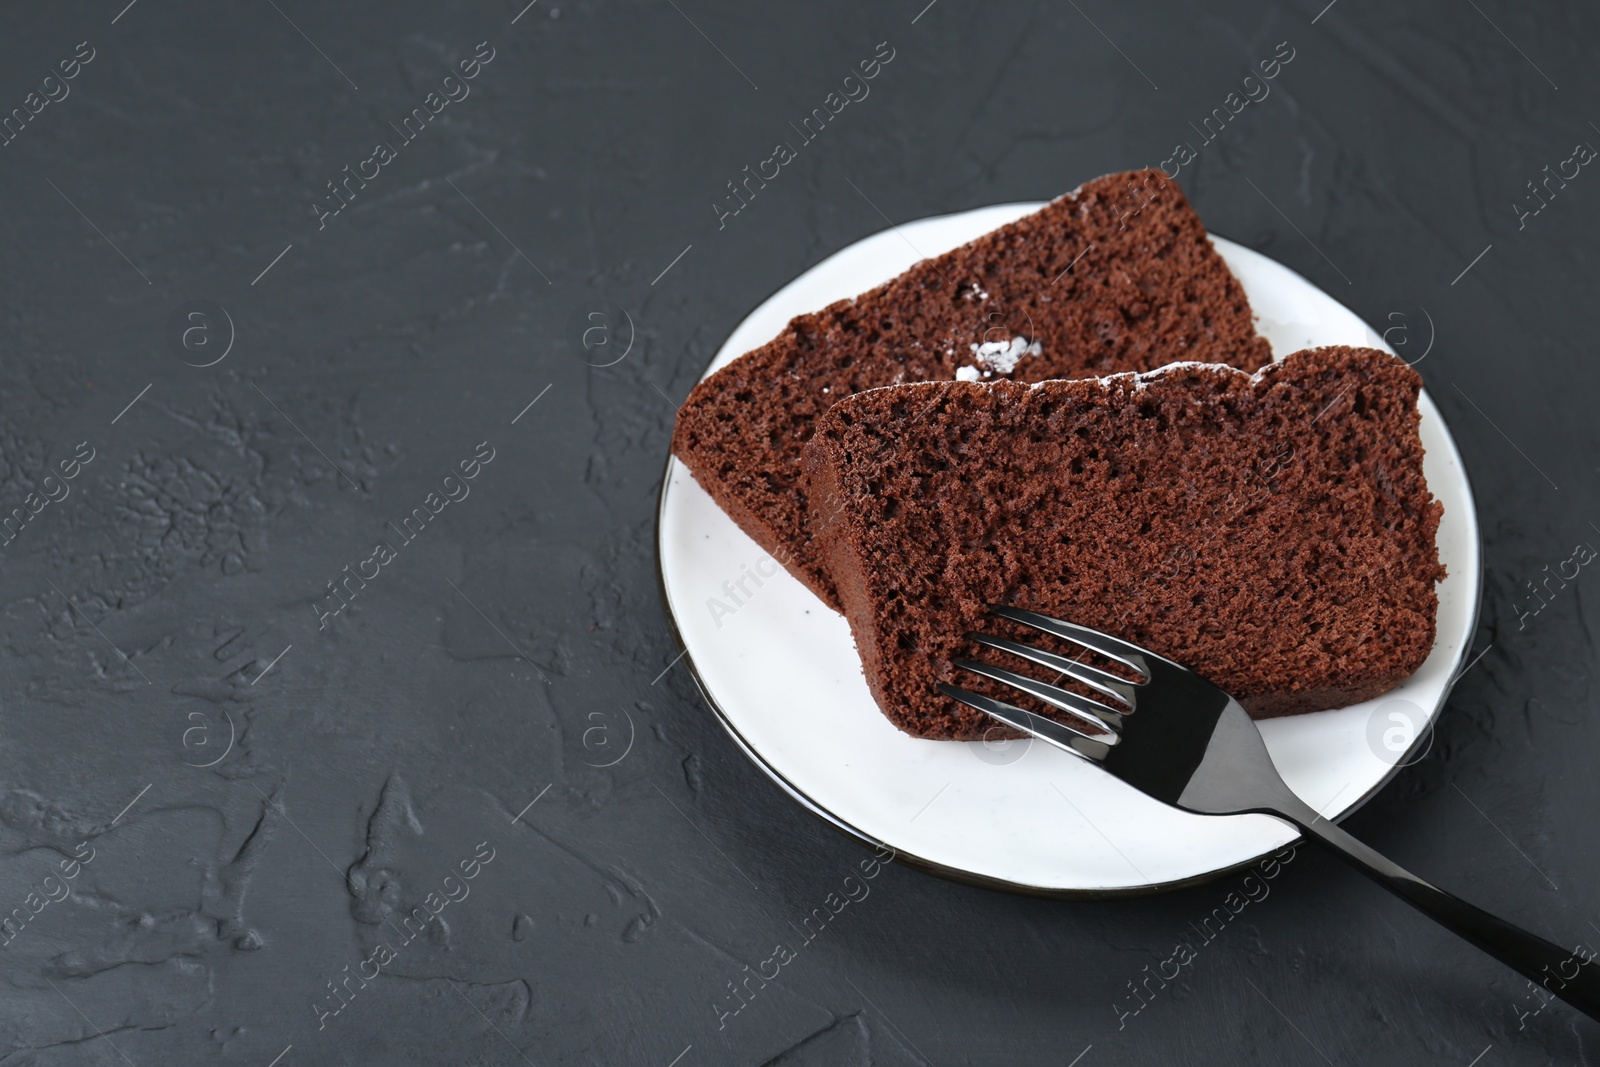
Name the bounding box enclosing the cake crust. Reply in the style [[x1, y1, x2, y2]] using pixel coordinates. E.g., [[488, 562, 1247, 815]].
[[672, 169, 1273, 609], [802, 346, 1446, 740]]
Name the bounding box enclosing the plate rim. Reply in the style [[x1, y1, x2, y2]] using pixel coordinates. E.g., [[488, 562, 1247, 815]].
[[654, 207, 1484, 899]]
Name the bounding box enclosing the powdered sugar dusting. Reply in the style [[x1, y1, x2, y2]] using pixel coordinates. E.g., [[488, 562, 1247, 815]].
[[1097, 359, 1265, 391], [955, 335, 1042, 380]]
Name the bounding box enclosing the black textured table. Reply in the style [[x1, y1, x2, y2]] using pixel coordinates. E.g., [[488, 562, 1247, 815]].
[[1, 2, 1595, 1064]]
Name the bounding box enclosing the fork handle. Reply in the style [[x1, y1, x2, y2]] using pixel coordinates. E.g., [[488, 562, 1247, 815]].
[[1283, 804, 1600, 1024]]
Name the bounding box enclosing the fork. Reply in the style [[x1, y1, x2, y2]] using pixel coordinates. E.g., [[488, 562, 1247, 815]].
[[938, 605, 1600, 1023]]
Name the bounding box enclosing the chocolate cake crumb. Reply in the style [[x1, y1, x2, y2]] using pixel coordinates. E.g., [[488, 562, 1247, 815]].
[[802, 346, 1446, 740], [672, 169, 1272, 609]]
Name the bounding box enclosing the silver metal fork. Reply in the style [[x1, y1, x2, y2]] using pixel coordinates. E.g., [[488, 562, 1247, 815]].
[[939, 605, 1600, 1023]]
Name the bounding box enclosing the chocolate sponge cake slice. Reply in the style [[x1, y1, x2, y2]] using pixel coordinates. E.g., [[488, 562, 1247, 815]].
[[802, 346, 1445, 740], [672, 169, 1272, 610]]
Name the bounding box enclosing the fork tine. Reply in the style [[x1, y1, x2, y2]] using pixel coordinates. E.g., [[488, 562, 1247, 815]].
[[989, 606, 1155, 674], [953, 658, 1126, 729], [967, 632, 1139, 707], [938, 684, 1113, 762]]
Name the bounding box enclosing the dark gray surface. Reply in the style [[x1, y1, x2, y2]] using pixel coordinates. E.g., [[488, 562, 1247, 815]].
[[0, 0, 1595, 1063]]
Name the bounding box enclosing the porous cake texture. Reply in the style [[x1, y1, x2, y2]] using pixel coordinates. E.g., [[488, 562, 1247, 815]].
[[673, 169, 1272, 608], [803, 347, 1445, 740]]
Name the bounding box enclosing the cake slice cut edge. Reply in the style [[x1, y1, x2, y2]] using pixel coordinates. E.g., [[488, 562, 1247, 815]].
[[672, 168, 1274, 611], [802, 346, 1446, 741]]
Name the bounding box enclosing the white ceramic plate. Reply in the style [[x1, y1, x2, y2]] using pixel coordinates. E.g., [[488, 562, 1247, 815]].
[[657, 203, 1481, 896]]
